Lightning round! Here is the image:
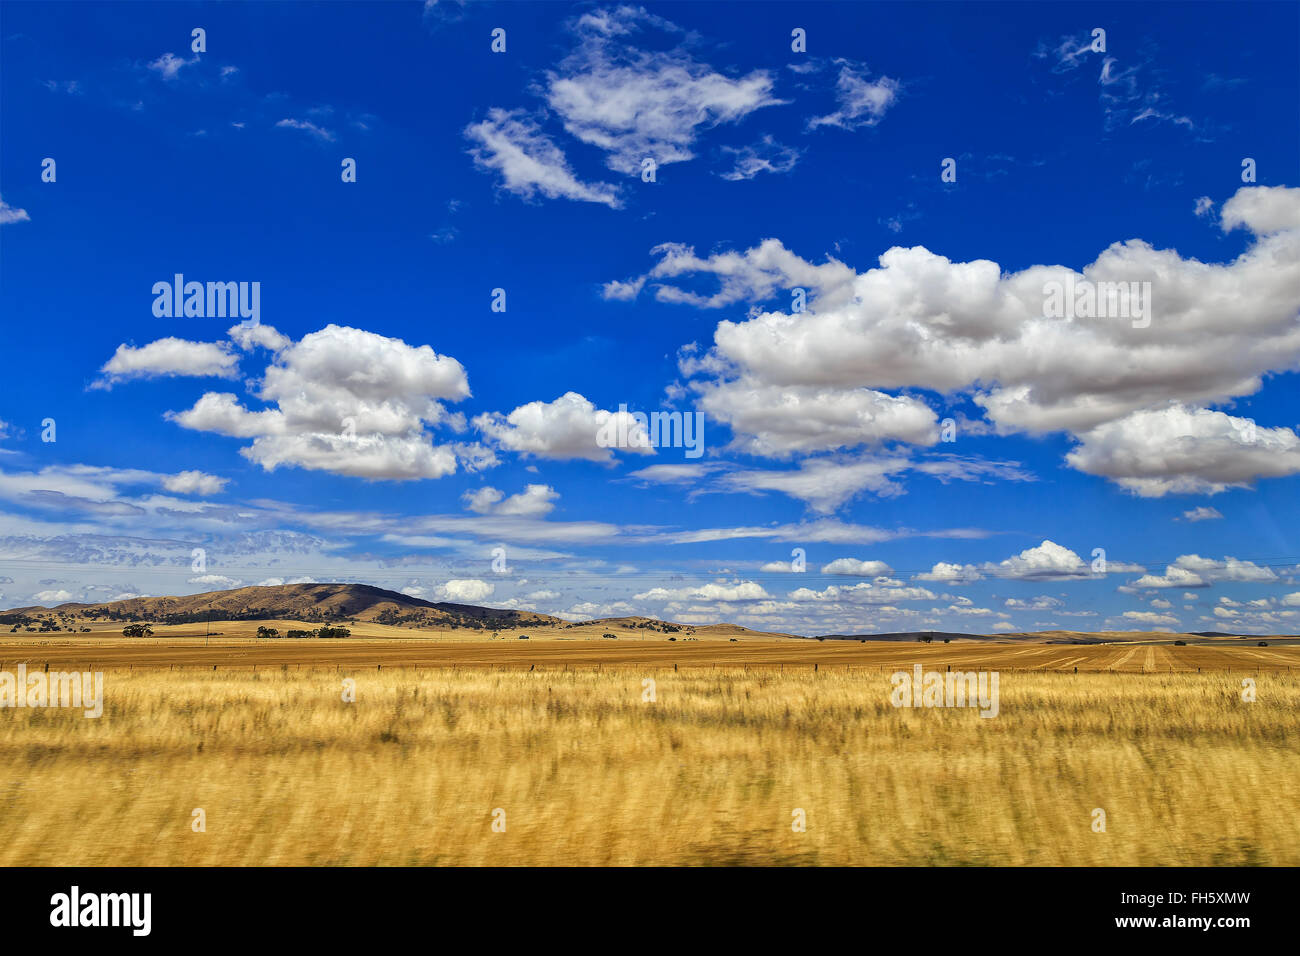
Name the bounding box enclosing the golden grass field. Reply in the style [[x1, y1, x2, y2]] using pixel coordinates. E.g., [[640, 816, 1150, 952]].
[[2, 657, 1298, 866]]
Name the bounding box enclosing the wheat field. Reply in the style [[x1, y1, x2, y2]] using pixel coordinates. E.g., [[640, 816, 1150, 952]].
[[2, 666, 1296, 866]]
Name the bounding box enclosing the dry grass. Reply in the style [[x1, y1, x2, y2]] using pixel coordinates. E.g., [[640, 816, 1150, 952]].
[[2, 667, 1296, 866]]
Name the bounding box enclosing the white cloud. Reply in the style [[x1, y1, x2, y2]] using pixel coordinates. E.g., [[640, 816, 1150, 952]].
[[228, 322, 290, 352], [32, 589, 74, 604], [1066, 405, 1300, 496], [820, 558, 892, 576], [601, 275, 647, 301], [789, 582, 937, 605], [713, 454, 1030, 513], [495, 484, 559, 516], [95, 338, 239, 387], [916, 561, 982, 584], [276, 118, 336, 142], [1179, 506, 1223, 522], [464, 484, 558, 517], [1122, 610, 1179, 627], [719, 136, 801, 181], [632, 187, 1300, 486], [625, 462, 724, 485], [808, 61, 901, 130], [634, 581, 770, 602], [147, 52, 199, 80], [436, 578, 495, 603], [1221, 184, 1300, 236], [167, 325, 471, 480], [1133, 555, 1278, 589], [918, 540, 1139, 585], [545, 7, 781, 175], [696, 381, 938, 457], [1033, 33, 1098, 74], [619, 238, 857, 310], [161, 471, 228, 496], [717, 457, 909, 512], [474, 391, 652, 462], [1005, 596, 1064, 610], [462, 487, 504, 514], [0, 195, 31, 225], [189, 574, 243, 589], [465, 108, 621, 207]]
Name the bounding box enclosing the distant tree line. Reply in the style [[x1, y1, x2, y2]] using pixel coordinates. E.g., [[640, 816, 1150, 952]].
[[257, 626, 351, 639]]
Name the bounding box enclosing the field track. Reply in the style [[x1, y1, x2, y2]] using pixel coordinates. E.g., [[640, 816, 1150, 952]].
[[0, 637, 1295, 672]]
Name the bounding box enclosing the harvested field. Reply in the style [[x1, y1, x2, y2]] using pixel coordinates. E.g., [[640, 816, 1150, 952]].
[[1, 667, 1296, 866]]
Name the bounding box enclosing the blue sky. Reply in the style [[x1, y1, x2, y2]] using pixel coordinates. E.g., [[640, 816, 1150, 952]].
[[2, 0, 1299, 635]]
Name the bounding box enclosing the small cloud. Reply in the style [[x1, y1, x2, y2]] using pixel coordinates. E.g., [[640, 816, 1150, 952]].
[[0, 195, 31, 225], [718, 135, 801, 181], [276, 118, 337, 142], [162, 470, 229, 496], [147, 52, 200, 81]]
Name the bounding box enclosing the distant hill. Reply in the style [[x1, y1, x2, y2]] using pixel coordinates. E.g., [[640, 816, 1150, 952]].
[[1, 583, 564, 631], [815, 631, 994, 643]]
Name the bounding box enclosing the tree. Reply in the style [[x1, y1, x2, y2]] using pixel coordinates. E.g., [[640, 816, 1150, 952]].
[[122, 623, 153, 637]]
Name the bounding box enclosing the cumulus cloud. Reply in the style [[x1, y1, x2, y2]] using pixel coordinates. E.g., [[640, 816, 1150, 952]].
[[1122, 610, 1179, 627], [696, 382, 938, 457], [1179, 506, 1223, 522], [474, 391, 652, 462], [622, 186, 1300, 488], [94, 338, 239, 387], [610, 238, 857, 310], [1221, 184, 1300, 235], [161, 471, 228, 496], [436, 578, 494, 603], [1132, 555, 1278, 589], [189, 574, 243, 589], [465, 108, 621, 207], [228, 322, 290, 352], [915, 561, 983, 585], [463, 484, 558, 517], [462, 487, 504, 514], [167, 325, 472, 480], [918, 540, 1140, 584], [788, 582, 937, 604], [1066, 405, 1300, 496], [634, 581, 770, 602], [820, 558, 892, 576]]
